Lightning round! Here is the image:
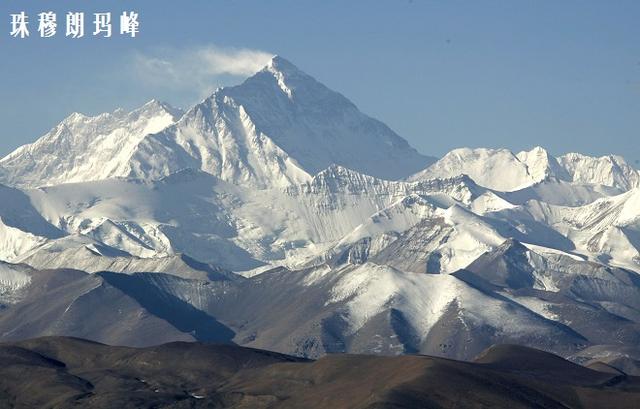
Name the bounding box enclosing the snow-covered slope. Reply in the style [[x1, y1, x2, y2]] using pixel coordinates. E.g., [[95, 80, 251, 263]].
[[283, 261, 585, 358], [559, 152, 640, 190], [1, 157, 636, 278], [0, 184, 65, 261], [408, 148, 543, 191], [18, 242, 235, 281], [503, 178, 623, 206], [409, 146, 640, 194], [126, 57, 434, 188], [364, 204, 506, 274], [516, 146, 571, 182], [0, 101, 182, 188], [0, 262, 33, 304], [227, 57, 434, 179]]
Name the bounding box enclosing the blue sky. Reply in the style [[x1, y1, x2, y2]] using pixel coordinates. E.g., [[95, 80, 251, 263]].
[[1, 0, 639, 164]]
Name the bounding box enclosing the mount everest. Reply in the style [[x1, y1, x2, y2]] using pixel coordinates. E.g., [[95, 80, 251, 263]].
[[1, 56, 640, 372]]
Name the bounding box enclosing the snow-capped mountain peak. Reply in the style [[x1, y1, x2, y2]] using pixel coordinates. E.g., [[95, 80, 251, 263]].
[[408, 147, 537, 191], [409, 146, 640, 193], [516, 146, 571, 182], [558, 152, 640, 190], [0, 100, 182, 188], [0, 57, 433, 189], [262, 55, 308, 98]]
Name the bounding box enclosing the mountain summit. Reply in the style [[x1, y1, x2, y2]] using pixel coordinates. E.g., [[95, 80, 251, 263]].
[[0, 100, 182, 188], [0, 56, 434, 189], [409, 146, 640, 192], [126, 55, 435, 188]]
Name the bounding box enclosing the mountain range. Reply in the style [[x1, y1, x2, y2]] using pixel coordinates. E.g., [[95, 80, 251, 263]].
[[1, 56, 639, 374]]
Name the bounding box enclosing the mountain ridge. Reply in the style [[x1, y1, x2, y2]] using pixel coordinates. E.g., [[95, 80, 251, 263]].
[[0, 56, 434, 189], [3, 336, 638, 409]]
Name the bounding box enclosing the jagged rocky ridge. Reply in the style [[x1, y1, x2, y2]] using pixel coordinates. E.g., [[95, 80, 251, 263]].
[[0, 56, 639, 372]]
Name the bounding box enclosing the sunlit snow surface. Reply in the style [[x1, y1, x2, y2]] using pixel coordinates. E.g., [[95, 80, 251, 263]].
[[0, 262, 31, 303]]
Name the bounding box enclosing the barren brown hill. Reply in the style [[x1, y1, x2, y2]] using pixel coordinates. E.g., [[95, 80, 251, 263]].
[[1, 337, 639, 408]]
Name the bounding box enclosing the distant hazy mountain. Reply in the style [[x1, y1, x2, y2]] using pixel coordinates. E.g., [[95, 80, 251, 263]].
[[408, 146, 640, 191]]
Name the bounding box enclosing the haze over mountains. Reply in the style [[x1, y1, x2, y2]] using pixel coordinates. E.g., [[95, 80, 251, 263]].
[[1, 56, 640, 374]]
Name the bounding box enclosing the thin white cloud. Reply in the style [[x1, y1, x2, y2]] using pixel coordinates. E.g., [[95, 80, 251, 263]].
[[132, 45, 273, 93], [195, 47, 274, 76]]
